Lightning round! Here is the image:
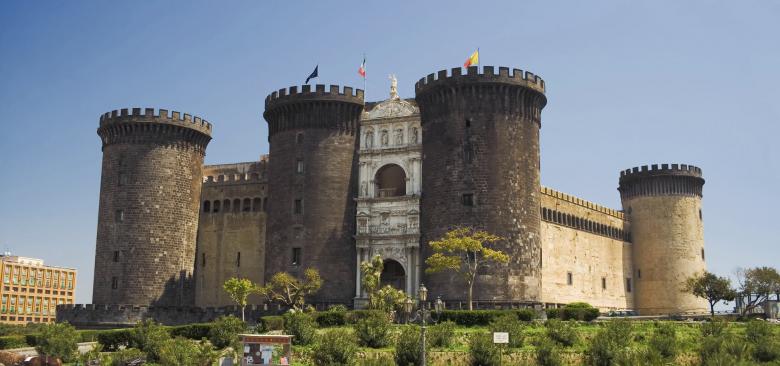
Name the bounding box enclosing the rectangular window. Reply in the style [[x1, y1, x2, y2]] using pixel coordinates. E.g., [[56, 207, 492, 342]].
[[567, 272, 573, 286], [292, 248, 301, 266], [113, 251, 119, 262], [294, 199, 303, 214], [111, 277, 118, 290], [201, 253, 206, 267], [461, 193, 474, 207], [115, 210, 124, 222], [118, 173, 128, 186], [602, 277, 607, 290], [236, 252, 241, 267], [626, 278, 632, 292], [296, 159, 304, 174]]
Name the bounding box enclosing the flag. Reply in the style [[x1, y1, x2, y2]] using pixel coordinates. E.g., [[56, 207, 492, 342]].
[[464, 49, 479, 68], [305, 65, 318, 84], [358, 56, 366, 78]]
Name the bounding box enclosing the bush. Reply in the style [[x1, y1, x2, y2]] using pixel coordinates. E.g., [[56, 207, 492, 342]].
[[438, 310, 504, 326], [428, 320, 456, 348], [468, 332, 501, 366], [34, 322, 78, 362], [108, 347, 146, 366], [546, 308, 560, 319], [315, 311, 347, 327], [752, 339, 780, 363], [208, 315, 245, 349], [259, 315, 285, 332], [515, 308, 536, 321], [700, 318, 728, 337], [394, 325, 426, 366], [586, 319, 633, 366], [284, 312, 317, 346], [312, 328, 358, 366], [195, 339, 222, 366], [545, 319, 579, 347], [489, 314, 524, 348], [363, 352, 396, 366], [0, 335, 28, 349], [561, 302, 600, 321], [170, 323, 212, 340], [157, 337, 199, 366], [647, 322, 677, 360], [745, 319, 772, 343], [129, 319, 171, 362], [97, 329, 134, 351], [345, 309, 378, 324], [536, 337, 563, 366], [78, 343, 112, 366], [353, 310, 391, 348], [327, 304, 349, 312]]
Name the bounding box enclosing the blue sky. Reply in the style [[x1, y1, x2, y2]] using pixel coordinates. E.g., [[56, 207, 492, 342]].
[[0, 1, 778, 304]]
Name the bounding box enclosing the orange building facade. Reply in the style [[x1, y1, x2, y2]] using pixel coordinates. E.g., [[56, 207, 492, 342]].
[[0, 255, 76, 324]]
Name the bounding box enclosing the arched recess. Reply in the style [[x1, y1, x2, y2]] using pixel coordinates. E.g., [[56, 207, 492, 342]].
[[375, 164, 406, 198], [380, 259, 406, 290]]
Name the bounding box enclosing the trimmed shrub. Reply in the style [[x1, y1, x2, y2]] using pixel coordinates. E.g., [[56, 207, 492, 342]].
[[170, 323, 212, 340], [437, 310, 504, 326], [315, 311, 347, 327], [353, 310, 391, 348], [394, 325, 425, 366], [312, 328, 358, 366], [648, 322, 677, 360], [515, 308, 536, 321], [561, 302, 600, 321], [259, 315, 285, 332], [545, 319, 579, 347], [489, 314, 524, 348], [209, 315, 246, 349], [468, 332, 501, 366], [428, 320, 456, 348], [535, 337, 563, 366], [546, 308, 560, 319], [97, 329, 134, 351], [284, 312, 317, 346], [0, 335, 28, 349]]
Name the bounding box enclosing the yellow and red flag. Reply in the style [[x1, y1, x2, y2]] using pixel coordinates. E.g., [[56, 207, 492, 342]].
[[464, 49, 479, 68]]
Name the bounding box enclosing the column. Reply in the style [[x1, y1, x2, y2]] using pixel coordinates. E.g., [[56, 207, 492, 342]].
[[405, 248, 413, 294], [355, 248, 361, 297]]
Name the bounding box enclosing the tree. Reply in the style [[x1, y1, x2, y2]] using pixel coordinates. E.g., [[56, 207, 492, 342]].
[[223, 277, 261, 321], [735, 266, 780, 316], [259, 268, 322, 310], [360, 255, 409, 312], [34, 322, 78, 362], [683, 271, 736, 317], [425, 227, 509, 310]]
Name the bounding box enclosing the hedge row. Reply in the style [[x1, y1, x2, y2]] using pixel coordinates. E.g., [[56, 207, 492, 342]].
[[546, 303, 600, 321], [437, 309, 537, 326], [0, 335, 28, 349]]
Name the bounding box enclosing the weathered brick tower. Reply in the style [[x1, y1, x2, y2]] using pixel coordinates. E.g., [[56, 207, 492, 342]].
[[416, 66, 547, 303], [93, 108, 212, 306], [263, 85, 364, 304], [619, 164, 708, 315]]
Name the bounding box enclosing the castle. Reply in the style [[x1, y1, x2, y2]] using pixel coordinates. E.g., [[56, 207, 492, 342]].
[[62, 65, 710, 325]]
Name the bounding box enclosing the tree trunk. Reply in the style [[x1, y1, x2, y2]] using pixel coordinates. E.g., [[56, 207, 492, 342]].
[[241, 305, 246, 321], [468, 283, 473, 311], [709, 301, 715, 317]]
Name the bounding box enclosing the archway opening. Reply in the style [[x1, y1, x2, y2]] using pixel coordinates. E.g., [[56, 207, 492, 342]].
[[380, 259, 405, 291], [375, 164, 406, 198]]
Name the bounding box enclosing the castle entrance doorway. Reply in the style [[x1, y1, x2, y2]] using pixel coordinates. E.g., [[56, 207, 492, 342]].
[[380, 259, 405, 291]]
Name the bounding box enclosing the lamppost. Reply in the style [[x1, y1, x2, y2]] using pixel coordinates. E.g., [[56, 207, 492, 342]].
[[418, 283, 428, 366]]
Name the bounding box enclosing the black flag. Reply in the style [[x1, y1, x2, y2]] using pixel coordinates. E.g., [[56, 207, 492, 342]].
[[305, 65, 318, 84]]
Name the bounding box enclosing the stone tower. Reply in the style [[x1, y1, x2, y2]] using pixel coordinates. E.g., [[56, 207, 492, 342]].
[[415, 66, 547, 303], [619, 164, 708, 315], [93, 108, 212, 306], [263, 85, 364, 304]]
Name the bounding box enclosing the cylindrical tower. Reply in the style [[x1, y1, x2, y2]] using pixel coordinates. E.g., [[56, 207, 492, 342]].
[[93, 108, 212, 306], [263, 84, 364, 304], [415, 66, 547, 303], [619, 163, 707, 315]]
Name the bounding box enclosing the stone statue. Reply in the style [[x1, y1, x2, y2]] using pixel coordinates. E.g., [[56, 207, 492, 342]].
[[411, 127, 418, 144], [381, 130, 389, 146], [365, 131, 373, 148], [361, 181, 368, 196], [389, 74, 399, 100], [395, 129, 403, 145]]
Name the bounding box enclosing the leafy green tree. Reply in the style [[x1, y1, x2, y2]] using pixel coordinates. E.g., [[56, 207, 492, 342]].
[[360, 255, 408, 312], [735, 266, 780, 316], [259, 268, 322, 310], [34, 322, 78, 362], [425, 227, 509, 310], [129, 319, 171, 362], [683, 271, 736, 316], [157, 337, 199, 366], [223, 277, 261, 321], [208, 315, 246, 349]]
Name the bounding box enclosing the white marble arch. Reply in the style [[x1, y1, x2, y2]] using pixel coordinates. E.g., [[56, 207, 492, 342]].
[[371, 161, 411, 196]]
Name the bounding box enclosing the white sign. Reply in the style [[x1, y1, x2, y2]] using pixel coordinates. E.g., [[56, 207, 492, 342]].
[[493, 332, 509, 344]]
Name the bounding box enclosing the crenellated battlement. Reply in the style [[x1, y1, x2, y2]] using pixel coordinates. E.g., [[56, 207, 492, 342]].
[[619, 163, 705, 199], [99, 107, 212, 137], [541, 186, 625, 219], [415, 66, 546, 95], [264, 84, 364, 111]]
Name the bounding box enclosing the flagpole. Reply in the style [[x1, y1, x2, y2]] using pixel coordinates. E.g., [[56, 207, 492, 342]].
[[363, 53, 367, 99]]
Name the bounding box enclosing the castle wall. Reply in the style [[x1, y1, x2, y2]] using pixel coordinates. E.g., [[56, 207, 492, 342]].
[[194, 160, 268, 307], [93, 108, 211, 306]]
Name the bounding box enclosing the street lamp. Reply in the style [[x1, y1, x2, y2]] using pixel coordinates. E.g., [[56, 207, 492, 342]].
[[418, 283, 428, 366], [404, 298, 414, 324]]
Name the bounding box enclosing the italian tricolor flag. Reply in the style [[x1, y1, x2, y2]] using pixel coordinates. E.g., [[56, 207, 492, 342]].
[[358, 56, 366, 78]]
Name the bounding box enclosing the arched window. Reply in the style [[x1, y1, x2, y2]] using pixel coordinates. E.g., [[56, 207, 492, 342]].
[[243, 198, 251, 212], [375, 164, 406, 197], [203, 201, 211, 213], [213, 200, 221, 213], [252, 198, 261, 212]]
